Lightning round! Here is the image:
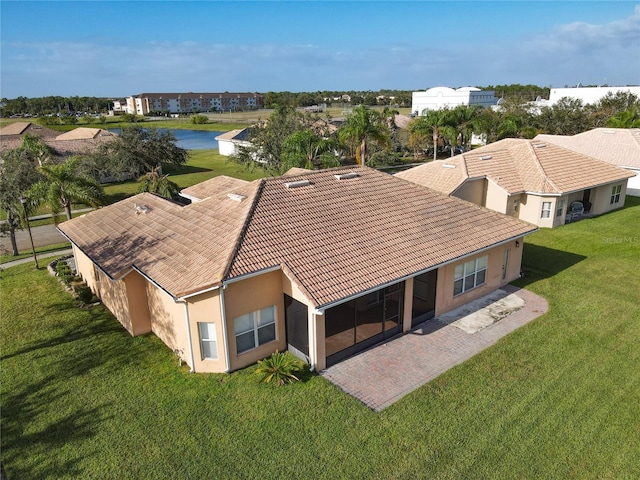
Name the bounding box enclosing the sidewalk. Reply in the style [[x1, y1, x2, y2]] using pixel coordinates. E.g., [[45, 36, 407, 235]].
[[0, 249, 73, 269], [321, 285, 548, 411]]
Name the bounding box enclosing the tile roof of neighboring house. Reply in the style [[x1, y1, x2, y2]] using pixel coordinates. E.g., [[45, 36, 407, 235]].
[[0, 122, 32, 136], [535, 128, 640, 170], [0, 123, 115, 157], [394, 114, 412, 129], [215, 128, 250, 142], [180, 175, 249, 201], [282, 167, 313, 176], [396, 138, 634, 196], [59, 166, 536, 306], [55, 127, 115, 141]]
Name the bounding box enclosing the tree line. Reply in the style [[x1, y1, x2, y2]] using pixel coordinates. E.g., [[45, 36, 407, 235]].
[[0, 84, 560, 116], [233, 91, 640, 174]]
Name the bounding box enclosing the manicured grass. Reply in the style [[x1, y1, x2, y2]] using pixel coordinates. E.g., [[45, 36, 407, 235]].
[[0, 242, 71, 264], [102, 149, 267, 204], [1, 198, 639, 479]]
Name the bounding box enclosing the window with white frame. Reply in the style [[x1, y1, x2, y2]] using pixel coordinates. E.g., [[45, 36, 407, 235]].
[[556, 199, 565, 217], [610, 185, 621, 204], [234, 306, 276, 354], [454, 256, 487, 296], [541, 201, 552, 218], [198, 322, 218, 360]]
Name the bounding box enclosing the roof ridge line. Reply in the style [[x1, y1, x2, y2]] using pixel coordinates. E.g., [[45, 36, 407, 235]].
[[526, 141, 561, 193], [221, 179, 266, 281]]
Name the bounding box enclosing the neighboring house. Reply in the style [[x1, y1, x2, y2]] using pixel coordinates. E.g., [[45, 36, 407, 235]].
[[0, 122, 60, 152], [412, 87, 497, 115], [396, 138, 634, 228], [58, 166, 536, 373], [548, 85, 640, 106], [536, 128, 640, 197], [126, 92, 265, 115], [216, 128, 251, 156]]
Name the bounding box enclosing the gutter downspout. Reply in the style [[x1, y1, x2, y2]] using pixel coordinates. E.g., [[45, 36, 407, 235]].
[[179, 300, 196, 373], [219, 286, 231, 372]]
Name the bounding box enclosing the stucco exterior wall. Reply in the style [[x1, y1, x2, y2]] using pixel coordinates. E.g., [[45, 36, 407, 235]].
[[73, 246, 98, 291], [454, 179, 486, 206], [217, 139, 236, 156], [187, 289, 227, 373], [224, 270, 287, 372], [434, 240, 523, 316], [626, 170, 640, 197], [590, 182, 628, 215], [484, 181, 509, 214], [146, 281, 187, 355]]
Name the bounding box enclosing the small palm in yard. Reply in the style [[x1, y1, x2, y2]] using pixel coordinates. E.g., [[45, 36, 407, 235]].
[[255, 350, 302, 386], [137, 166, 180, 199], [27, 156, 104, 222]]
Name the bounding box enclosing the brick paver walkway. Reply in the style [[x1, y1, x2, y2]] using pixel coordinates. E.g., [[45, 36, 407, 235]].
[[320, 285, 548, 411]]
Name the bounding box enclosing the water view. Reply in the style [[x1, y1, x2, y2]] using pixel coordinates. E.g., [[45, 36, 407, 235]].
[[109, 128, 225, 150]]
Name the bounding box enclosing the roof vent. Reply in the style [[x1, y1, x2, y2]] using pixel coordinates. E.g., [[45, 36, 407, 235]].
[[479, 155, 492, 160], [227, 193, 246, 202], [284, 179, 311, 189], [533, 143, 546, 148], [134, 204, 150, 215], [334, 172, 359, 180], [442, 163, 456, 169]]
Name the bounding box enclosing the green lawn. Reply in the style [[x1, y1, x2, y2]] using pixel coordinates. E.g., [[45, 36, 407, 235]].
[[1, 198, 639, 479], [103, 149, 267, 204]]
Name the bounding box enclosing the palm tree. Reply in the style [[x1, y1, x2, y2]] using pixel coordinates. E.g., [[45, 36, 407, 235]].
[[28, 157, 104, 222], [138, 166, 180, 199], [409, 109, 449, 161], [338, 106, 391, 166], [607, 109, 640, 128]]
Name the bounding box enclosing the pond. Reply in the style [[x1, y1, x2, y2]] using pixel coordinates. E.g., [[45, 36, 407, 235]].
[[109, 128, 226, 150]]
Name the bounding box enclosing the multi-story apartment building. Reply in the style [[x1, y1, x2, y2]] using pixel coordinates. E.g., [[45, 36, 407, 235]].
[[125, 92, 265, 115]]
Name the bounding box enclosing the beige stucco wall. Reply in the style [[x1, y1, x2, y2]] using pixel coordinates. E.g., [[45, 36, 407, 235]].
[[589, 182, 628, 216], [146, 281, 186, 355], [518, 194, 558, 228], [454, 179, 486, 206], [187, 289, 226, 373], [223, 270, 287, 372], [434, 239, 523, 316], [484, 181, 509, 214], [73, 247, 151, 336]]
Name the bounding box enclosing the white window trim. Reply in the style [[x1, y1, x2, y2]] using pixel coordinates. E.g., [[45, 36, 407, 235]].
[[234, 306, 277, 355], [454, 255, 487, 296], [541, 201, 552, 218], [198, 322, 218, 360], [610, 184, 622, 205]]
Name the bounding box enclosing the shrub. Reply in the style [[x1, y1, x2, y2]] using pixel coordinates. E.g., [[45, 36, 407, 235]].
[[191, 114, 208, 124], [255, 350, 302, 386], [74, 284, 94, 304]]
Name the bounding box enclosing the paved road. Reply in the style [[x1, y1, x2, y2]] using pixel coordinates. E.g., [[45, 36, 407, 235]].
[[1, 224, 68, 253]]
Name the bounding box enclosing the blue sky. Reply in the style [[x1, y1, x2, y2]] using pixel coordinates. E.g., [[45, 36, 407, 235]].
[[1, 1, 639, 98]]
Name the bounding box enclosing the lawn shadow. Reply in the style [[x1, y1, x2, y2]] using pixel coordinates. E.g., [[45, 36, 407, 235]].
[[514, 243, 587, 288], [163, 163, 212, 175]]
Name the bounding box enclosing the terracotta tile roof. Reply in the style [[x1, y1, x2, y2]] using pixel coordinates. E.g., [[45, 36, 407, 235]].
[[228, 166, 536, 308], [59, 183, 260, 298], [536, 128, 640, 169], [0, 123, 115, 158], [395, 158, 468, 195], [283, 167, 313, 176], [215, 129, 245, 141], [0, 122, 32, 136], [55, 127, 115, 141], [180, 175, 249, 201], [60, 167, 536, 305], [396, 138, 633, 196]]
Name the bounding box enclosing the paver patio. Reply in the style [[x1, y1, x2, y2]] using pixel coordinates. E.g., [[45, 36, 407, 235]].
[[321, 285, 548, 411]]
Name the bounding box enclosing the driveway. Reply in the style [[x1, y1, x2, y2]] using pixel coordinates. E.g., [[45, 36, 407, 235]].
[[321, 285, 548, 411]]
